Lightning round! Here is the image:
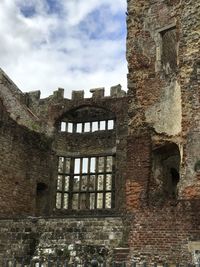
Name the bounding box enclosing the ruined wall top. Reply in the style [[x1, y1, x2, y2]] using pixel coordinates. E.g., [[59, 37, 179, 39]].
[[0, 68, 25, 103], [26, 84, 126, 105], [0, 68, 127, 136]]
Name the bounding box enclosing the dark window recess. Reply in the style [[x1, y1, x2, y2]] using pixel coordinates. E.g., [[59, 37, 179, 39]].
[[152, 143, 180, 199], [161, 27, 177, 72], [56, 156, 115, 210], [37, 182, 48, 195]]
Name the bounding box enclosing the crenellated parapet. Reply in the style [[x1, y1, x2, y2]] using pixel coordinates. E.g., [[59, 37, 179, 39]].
[[26, 84, 126, 104], [0, 68, 127, 137]]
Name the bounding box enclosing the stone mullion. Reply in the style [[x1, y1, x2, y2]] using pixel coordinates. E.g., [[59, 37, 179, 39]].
[[78, 158, 83, 210], [68, 158, 74, 210], [103, 156, 107, 209], [95, 157, 98, 209], [86, 157, 91, 209], [61, 157, 66, 209]]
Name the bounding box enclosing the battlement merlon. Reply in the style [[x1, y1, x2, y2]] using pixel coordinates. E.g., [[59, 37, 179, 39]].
[[25, 84, 126, 104]]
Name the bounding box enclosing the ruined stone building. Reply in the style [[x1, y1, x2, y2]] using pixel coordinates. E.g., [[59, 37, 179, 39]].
[[0, 0, 200, 264]]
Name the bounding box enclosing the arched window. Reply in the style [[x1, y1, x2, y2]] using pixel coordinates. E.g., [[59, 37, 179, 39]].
[[55, 106, 116, 211]]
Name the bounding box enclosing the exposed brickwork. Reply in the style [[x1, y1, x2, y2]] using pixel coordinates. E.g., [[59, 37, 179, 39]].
[[0, 99, 54, 217], [0, 0, 200, 264], [128, 201, 200, 263], [126, 134, 151, 210], [126, 0, 200, 263]]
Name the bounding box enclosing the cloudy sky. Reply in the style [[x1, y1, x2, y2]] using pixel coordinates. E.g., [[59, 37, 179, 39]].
[[0, 0, 127, 98]]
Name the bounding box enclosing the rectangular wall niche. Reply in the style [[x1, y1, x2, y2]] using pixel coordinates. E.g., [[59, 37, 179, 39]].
[[56, 156, 115, 210], [155, 25, 178, 73], [60, 120, 114, 133], [161, 26, 177, 72]]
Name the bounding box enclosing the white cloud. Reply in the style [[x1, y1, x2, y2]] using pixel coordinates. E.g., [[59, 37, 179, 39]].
[[0, 0, 127, 98]]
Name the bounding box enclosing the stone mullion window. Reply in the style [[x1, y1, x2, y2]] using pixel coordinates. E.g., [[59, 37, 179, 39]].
[[56, 155, 114, 211], [60, 119, 115, 133], [56, 157, 70, 209]]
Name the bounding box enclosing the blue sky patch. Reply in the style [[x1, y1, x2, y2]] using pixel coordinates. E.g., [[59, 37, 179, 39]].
[[79, 6, 126, 41], [20, 4, 36, 18], [2, 1, 127, 97], [45, 0, 61, 14]]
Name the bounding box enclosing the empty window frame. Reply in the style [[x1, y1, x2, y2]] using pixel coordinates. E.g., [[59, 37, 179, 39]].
[[59, 120, 115, 133], [56, 156, 115, 210], [161, 26, 177, 71]]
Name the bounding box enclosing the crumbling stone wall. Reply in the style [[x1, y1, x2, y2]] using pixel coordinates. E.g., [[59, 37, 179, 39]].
[[0, 98, 54, 217], [127, 0, 200, 200], [126, 0, 200, 262], [0, 0, 200, 263], [0, 216, 124, 264], [25, 85, 128, 215], [0, 82, 129, 262]]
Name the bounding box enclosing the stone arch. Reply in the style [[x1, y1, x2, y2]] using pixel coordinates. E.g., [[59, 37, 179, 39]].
[[55, 105, 116, 133]]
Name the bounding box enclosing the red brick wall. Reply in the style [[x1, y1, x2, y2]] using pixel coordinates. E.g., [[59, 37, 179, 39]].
[[126, 134, 151, 210], [0, 102, 53, 217], [128, 201, 200, 263]]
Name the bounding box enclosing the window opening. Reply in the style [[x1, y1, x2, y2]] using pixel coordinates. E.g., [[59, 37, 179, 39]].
[[161, 26, 177, 72], [152, 143, 180, 200], [37, 182, 47, 195], [108, 120, 114, 130], [56, 156, 115, 210], [76, 123, 82, 133], [61, 122, 66, 132], [100, 121, 106, 130], [68, 122, 73, 133], [59, 119, 114, 133], [84, 122, 91, 132], [92, 121, 98, 132]]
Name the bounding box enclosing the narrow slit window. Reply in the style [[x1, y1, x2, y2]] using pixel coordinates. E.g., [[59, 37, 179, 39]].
[[82, 158, 88, 173], [92, 121, 98, 132], [161, 26, 177, 72], [59, 119, 115, 133], [107, 120, 114, 130], [76, 123, 82, 133], [61, 122, 66, 132], [74, 158, 81, 174], [84, 122, 90, 132], [90, 157, 96, 172], [100, 121, 106, 130], [68, 122, 73, 133]]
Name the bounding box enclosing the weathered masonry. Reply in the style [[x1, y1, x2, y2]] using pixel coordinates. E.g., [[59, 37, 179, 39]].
[[0, 69, 128, 262], [126, 0, 200, 263], [0, 0, 200, 264]]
